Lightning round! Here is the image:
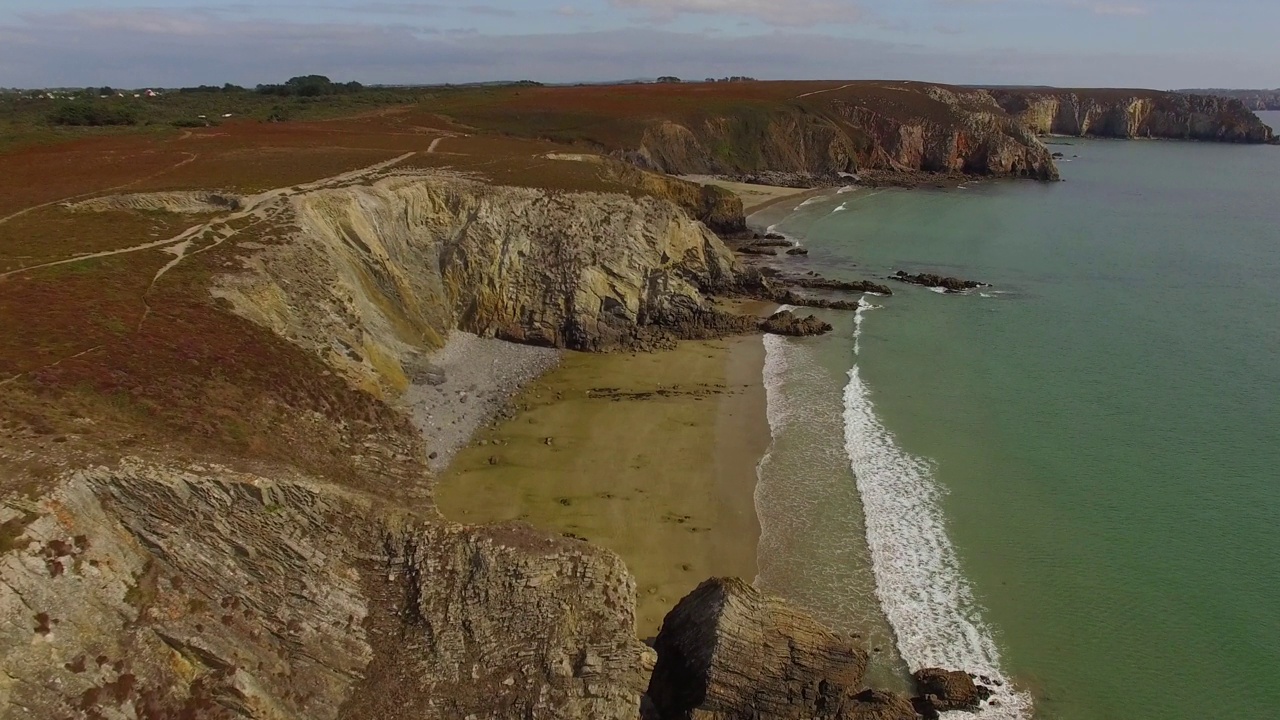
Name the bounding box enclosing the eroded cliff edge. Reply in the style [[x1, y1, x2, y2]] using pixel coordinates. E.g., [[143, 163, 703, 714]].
[[210, 173, 752, 399], [991, 88, 1276, 143]]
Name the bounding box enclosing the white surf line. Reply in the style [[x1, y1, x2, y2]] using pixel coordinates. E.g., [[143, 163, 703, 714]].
[[795, 83, 857, 100], [752, 304, 799, 587], [844, 305, 1033, 719]]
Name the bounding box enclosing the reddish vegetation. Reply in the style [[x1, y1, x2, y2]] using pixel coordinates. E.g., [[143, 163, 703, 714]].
[[0, 82, 1040, 486], [0, 112, 456, 484]]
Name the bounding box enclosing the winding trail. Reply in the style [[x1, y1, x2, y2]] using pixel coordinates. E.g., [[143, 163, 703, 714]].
[[1, 151, 416, 284], [2, 149, 422, 388], [0, 153, 199, 228], [794, 83, 857, 100], [0, 345, 105, 388]]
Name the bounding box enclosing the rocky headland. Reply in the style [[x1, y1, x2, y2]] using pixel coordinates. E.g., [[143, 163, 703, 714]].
[[625, 83, 1061, 184], [990, 88, 1276, 143], [4, 79, 1275, 720], [0, 159, 892, 720]]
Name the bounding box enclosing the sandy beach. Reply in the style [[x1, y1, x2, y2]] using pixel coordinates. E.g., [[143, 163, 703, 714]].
[[681, 175, 821, 213], [435, 334, 770, 636]]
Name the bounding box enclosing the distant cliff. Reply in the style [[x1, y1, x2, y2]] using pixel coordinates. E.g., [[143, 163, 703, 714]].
[[991, 89, 1275, 143], [625, 83, 1059, 182], [1179, 89, 1280, 112]]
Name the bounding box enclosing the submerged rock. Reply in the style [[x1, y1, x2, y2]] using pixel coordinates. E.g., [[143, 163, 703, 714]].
[[760, 310, 833, 337], [775, 290, 860, 311], [844, 689, 919, 720], [788, 276, 894, 296]]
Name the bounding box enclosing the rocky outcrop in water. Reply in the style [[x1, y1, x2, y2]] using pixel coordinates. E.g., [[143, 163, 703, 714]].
[[776, 290, 860, 310], [890, 271, 986, 293], [911, 668, 991, 717], [991, 89, 1275, 143], [646, 578, 910, 720], [760, 310, 833, 337]]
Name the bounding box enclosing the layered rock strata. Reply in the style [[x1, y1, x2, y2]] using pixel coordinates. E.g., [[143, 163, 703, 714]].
[[213, 175, 755, 397], [0, 460, 649, 720], [627, 85, 1059, 182], [645, 578, 915, 720]]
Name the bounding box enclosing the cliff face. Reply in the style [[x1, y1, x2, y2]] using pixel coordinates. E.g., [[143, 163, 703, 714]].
[[992, 89, 1276, 143], [0, 460, 650, 720], [625, 85, 1059, 181], [1179, 89, 1280, 112], [213, 174, 748, 398]]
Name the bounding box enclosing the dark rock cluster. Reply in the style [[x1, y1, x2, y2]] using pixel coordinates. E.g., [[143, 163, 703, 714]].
[[889, 271, 986, 293], [760, 310, 833, 337]]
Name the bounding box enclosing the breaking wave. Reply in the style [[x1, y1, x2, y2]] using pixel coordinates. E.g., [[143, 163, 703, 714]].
[[844, 303, 1033, 718]]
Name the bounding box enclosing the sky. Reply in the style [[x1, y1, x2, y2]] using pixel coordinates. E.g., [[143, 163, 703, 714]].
[[0, 0, 1277, 89]]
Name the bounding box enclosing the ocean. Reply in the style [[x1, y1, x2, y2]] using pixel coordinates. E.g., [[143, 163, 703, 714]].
[[753, 119, 1280, 720]]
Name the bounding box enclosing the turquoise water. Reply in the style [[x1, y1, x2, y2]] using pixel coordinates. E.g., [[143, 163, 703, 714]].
[[753, 134, 1280, 719]]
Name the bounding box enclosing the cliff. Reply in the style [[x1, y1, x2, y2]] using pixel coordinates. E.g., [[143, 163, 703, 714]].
[[991, 89, 1276, 143], [211, 174, 752, 398], [1178, 89, 1280, 112], [0, 460, 651, 720], [624, 84, 1059, 182]]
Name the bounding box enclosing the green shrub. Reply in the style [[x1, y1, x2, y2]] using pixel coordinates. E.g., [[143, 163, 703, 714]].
[[265, 104, 291, 123], [48, 102, 138, 127]]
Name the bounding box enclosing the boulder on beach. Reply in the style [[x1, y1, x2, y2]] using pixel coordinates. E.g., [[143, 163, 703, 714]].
[[646, 577, 881, 720], [787, 247, 809, 256], [760, 310, 833, 337]]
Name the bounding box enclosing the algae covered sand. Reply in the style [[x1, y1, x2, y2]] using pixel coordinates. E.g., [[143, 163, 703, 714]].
[[436, 336, 768, 636]]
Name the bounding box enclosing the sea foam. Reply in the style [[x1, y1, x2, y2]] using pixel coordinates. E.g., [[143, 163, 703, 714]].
[[845, 305, 1033, 719]]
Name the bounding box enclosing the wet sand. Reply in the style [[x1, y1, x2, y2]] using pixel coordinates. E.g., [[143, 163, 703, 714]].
[[435, 335, 769, 636]]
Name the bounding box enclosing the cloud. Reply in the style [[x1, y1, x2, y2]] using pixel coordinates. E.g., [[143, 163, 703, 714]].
[[0, 7, 1265, 89], [943, 0, 1150, 15], [610, 0, 863, 27], [1086, 3, 1148, 16]]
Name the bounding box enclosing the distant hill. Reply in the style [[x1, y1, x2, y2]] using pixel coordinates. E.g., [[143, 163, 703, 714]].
[[1179, 89, 1280, 111]]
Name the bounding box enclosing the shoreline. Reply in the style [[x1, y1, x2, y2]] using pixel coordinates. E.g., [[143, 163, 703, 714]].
[[434, 335, 770, 636]]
